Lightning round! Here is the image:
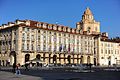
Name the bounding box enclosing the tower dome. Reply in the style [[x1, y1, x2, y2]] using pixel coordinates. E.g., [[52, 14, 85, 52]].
[[84, 7, 93, 15], [82, 7, 94, 22]]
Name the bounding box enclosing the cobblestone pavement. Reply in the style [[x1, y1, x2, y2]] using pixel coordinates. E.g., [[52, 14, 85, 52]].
[[0, 67, 120, 80], [0, 71, 43, 80]]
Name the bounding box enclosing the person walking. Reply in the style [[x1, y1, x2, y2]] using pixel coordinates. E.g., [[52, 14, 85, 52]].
[[12, 63, 16, 73], [25, 63, 29, 71], [15, 63, 21, 75]]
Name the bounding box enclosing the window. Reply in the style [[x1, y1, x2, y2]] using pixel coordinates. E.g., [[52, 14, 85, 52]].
[[22, 33, 25, 37], [54, 46, 57, 52], [43, 45, 46, 51], [27, 28, 29, 31], [14, 40, 16, 44], [22, 43, 24, 50], [105, 50, 107, 54], [31, 44, 34, 50], [23, 27, 25, 31], [77, 40, 79, 44], [31, 29, 34, 32], [59, 33, 61, 36], [101, 57, 104, 59], [14, 32, 16, 36], [27, 44, 29, 50], [87, 27, 91, 33], [38, 30, 40, 33], [49, 46, 51, 51], [105, 44, 107, 47], [43, 36, 46, 40], [31, 35, 34, 40], [27, 34, 29, 39], [37, 45, 40, 51], [85, 41, 87, 45], [38, 36, 40, 40], [69, 34, 70, 37], [108, 50, 110, 54], [115, 50, 116, 54], [54, 32, 56, 35], [111, 50, 113, 54]]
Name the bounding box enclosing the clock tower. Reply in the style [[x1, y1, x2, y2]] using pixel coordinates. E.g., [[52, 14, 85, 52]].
[[76, 7, 100, 34]]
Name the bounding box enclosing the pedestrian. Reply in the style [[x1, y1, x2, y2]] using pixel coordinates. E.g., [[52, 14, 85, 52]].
[[15, 63, 21, 75], [113, 64, 117, 71], [25, 63, 29, 71], [89, 63, 92, 72], [12, 63, 16, 73]]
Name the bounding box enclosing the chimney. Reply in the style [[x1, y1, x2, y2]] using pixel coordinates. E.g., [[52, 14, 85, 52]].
[[2, 24, 8, 28], [8, 22, 15, 26]]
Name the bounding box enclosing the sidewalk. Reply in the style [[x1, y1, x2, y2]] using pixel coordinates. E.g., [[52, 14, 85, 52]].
[[0, 71, 43, 80]]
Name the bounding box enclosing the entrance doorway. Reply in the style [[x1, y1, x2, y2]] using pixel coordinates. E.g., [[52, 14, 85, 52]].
[[108, 56, 111, 66], [94, 58, 96, 66], [67, 55, 71, 64], [25, 54, 30, 62], [36, 54, 41, 59], [53, 55, 57, 63]]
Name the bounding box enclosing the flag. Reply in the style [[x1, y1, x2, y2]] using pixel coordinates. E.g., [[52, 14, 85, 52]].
[[63, 44, 66, 51], [54, 37, 56, 41], [59, 44, 62, 52], [73, 48, 75, 54]]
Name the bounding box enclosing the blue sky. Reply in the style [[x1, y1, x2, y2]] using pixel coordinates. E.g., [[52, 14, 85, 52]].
[[0, 0, 120, 37]]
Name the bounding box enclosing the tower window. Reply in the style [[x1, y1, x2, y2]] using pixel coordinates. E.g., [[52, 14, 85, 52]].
[[87, 27, 91, 33]]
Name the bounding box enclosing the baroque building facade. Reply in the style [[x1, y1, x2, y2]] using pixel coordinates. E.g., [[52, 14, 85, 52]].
[[0, 8, 120, 66]]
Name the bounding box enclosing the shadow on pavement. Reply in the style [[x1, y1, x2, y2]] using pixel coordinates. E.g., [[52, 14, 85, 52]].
[[1, 67, 120, 80]]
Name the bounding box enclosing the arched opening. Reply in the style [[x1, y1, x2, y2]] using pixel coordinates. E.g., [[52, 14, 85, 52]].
[[94, 58, 96, 66], [67, 55, 71, 64], [36, 54, 41, 59], [108, 56, 111, 66], [25, 54, 30, 62], [2, 60, 4, 66], [80, 56, 84, 64], [53, 55, 57, 63], [87, 27, 91, 33], [87, 56, 90, 64], [10, 51, 16, 65]]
